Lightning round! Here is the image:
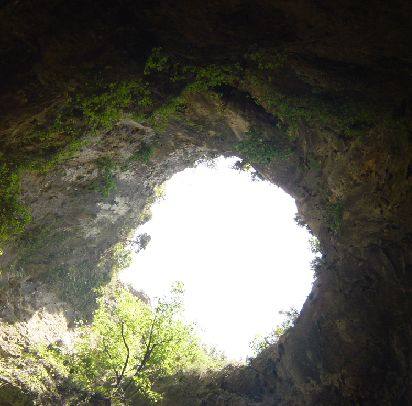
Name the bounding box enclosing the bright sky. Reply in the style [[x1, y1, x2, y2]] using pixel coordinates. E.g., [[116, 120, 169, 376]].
[[120, 156, 314, 361]]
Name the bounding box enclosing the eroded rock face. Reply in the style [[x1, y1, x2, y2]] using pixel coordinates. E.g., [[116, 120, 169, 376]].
[[0, 1, 411, 404]]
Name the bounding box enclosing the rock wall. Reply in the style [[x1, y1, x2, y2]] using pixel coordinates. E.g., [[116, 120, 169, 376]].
[[0, 1, 411, 404]]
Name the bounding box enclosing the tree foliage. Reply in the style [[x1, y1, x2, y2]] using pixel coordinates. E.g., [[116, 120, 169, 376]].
[[41, 283, 220, 404], [249, 307, 299, 356]]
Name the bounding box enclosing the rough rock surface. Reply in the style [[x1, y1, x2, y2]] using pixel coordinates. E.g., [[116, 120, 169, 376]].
[[0, 1, 411, 405]]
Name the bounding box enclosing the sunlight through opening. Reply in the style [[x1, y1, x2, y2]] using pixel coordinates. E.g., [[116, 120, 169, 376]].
[[120, 156, 315, 361]]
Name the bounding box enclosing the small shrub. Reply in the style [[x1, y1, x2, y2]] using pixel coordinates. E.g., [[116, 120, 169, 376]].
[[294, 213, 312, 232], [144, 47, 170, 75], [326, 200, 343, 234], [185, 64, 242, 93], [245, 49, 287, 71], [249, 307, 299, 356], [309, 236, 321, 254], [111, 243, 133, 273], [236, 128, 291, 165], [129, 143, 154, 164], [311, 256, 326, 280], [95, 157, 117, 198]]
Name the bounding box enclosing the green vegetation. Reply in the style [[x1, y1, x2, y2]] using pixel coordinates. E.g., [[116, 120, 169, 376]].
[[79, 80, 152, 132], [249, 308, 299, 356], [129, 142, 154, 164], [2, 44, 386, 253], [144, 47, 372, 142], [11, 224, 132, 313], [141, 46, 391, 144], [311, 256, 326, 280], [309, 236, 321, 254], [28, 79, 152, 152], [148, 97, 186, 133], [245, 49, 287, 71], [249, 85, 333, 138], [40, 283, 223, 404], [42, 243, 131, 315], [144, 46, 241, 88], [0, 321, 65, 405], [32, 139, 89, 174], [307, 156, 321, 171], [109, 242, 134, 274], [0, 165, 31, 249], [185, 64, 242, 93], [49, 264, 111, 314], [294, 213, 312, 234], [249, 79, 381, 140], [0, 382, 33, 406], [142, 46, 399, 146], [94, 157, 117, 198], [144, 47, 170, 75], [18, 98, 89, 174], [17, 222, 66, 267], [309, 236, 324, 280], [0, 77, 154, 246], [326, 200, 343, 234], [236, 128, 291, 165], [143, 47, 244, 133], [9, 222, 108, 310]]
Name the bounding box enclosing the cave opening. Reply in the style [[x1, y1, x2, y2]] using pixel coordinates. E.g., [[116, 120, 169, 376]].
[[120, 155, 316, 361], [1, 2, 411, 402]]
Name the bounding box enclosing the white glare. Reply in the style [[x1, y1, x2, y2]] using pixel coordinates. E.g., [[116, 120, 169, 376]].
[[120, 156, 314, 361]]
